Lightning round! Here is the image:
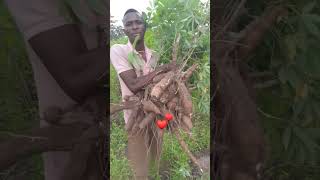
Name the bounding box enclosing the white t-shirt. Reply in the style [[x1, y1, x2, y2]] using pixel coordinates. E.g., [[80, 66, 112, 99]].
[[110, 41, 158, 123], [3, 1, 106, 179], [4, 0, 106, 123]]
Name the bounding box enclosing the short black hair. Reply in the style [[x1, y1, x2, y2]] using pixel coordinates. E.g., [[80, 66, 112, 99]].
[[122, 8, 147, 28], [123, 9, 140, 17]]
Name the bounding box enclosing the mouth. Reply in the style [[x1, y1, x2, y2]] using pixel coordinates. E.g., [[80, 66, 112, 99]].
[[131, 33, 142, 42], [132, 33, 141, 37]]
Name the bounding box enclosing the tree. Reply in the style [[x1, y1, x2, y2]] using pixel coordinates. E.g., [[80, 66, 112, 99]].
[[110, 16, 124, 40]]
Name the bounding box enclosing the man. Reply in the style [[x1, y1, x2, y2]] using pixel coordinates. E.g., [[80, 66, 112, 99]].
[[110, 9, 174, 179], [4, 1, 107, 179]]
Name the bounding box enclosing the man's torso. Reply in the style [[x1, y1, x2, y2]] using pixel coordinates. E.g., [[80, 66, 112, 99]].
[[110, 42, 158, 123]]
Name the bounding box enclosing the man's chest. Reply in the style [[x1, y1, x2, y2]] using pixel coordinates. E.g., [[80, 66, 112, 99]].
[[130, 51, 158, 76]]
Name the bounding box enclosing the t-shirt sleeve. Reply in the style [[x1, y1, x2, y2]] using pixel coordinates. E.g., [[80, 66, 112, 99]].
[[4, 0, 70, 40], [110, 45, 133, 75]]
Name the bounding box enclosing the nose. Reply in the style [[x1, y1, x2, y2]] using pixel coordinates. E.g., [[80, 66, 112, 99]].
[[132, 23, 138, 30]]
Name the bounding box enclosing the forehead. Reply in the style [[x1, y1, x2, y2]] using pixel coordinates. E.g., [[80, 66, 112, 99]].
[[123, 12, 143, 23]]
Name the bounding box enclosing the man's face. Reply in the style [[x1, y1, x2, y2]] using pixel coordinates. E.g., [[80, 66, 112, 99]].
[[122, 12, 146, 43]]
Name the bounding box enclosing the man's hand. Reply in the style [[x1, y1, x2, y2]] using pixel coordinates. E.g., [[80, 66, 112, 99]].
[[157, 62, 177, 73], [119, 62, 177, 94]]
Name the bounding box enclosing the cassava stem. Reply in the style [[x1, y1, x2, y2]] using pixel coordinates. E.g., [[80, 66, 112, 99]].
[[142, 100, 161, 114], [125, 107, 139, 132], [139, 113, 156, 129], [177, 81, 193, 117], [173, 129, 203, 173]]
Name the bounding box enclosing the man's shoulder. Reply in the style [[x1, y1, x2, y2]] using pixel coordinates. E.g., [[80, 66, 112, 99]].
[[110, 43, 131, 64], [111, 44, 128, 51]]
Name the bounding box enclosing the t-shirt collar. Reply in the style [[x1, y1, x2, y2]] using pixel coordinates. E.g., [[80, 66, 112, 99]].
[[127, 41, 152, 62]]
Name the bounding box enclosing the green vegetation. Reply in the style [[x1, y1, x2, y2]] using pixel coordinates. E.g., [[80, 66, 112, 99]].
[[242, 0, 320, 178], [110, 0, 210, 179], [0, 1, 43, 179]]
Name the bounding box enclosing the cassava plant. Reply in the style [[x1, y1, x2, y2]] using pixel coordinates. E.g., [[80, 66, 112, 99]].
[[110, 35, 207, 173]]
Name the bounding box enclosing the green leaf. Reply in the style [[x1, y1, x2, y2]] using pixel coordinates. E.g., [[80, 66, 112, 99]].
[[312, 102, 320, 121], [302, 104, 313, 126], [305, 128, 320, 140], [302, 1, 317, 14], [127, 34, 144, 69], [297, 144, 306, 163], [278, 66, 302, 88], [293, 127, 320, 152], [295, 31, 307, 52], [284, 35, 297, 61], [282, 127, 291, 150], [180, 16, 191, 23], [297, 49, 320, 77], [304, 14, 320, 23], [292, 100, 306, 120], [127, 52, 143, 70], [303, 18, 320, 39], [287, 139, 298, 159], [278, 67, 288, 84], [158, 1, 165, 7], [86, 0, 107, 15], [142, 12, 148, 23]]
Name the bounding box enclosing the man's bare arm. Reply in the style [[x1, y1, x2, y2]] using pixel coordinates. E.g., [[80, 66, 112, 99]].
[[28, 24, 107, 103], [119, 63, 174, 94]]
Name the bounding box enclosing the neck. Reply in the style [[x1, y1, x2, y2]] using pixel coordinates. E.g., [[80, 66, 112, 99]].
[[130, 39, 144, 51], [134, 40, 145, 51]]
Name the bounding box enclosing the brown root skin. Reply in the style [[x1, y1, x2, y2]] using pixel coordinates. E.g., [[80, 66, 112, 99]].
[[182, 115, 193, 130], [178, 81, 193, 116], [127, 110, 144, 136], [179, 123, 193, 139], [125, 94, 141, 102], [168, 83, 178, 95], [150, 71, 175, 99], [159, 106, 170, 116], [238, 6, 288, 60], [110, 100, 141, 115], [167, 97, 178, 111], [172, 33, 180, 63], [130, 123, 140, 136], [125, 107, 139, 131], [138, 113, 156, 129], [173, 129, 204, 173], [159, 92, 169, 104], [123, 95, 130, 101], [160, 83, 178, 104], [130, 110, 146, 136], [182, 64, 198, 82], [142, 100, 161, 114], [153, 72, 167, 83]]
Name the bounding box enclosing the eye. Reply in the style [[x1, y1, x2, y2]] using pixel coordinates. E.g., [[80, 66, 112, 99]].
[[125, 22, 132, 27]]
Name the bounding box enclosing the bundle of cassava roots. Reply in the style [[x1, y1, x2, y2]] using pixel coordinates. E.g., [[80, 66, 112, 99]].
[[110, 62, 206, 172], [124, 63, 196, 134]]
